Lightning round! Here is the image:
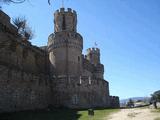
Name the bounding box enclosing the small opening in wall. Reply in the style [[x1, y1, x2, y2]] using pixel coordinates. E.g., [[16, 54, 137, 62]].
[[72, 94, 78, 104], [62, 14, 66, 30], [78, 56, 80, 62]]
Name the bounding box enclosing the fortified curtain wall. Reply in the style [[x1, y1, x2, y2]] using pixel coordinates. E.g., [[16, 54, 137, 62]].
[[0, 10, 52, 112], [51, 76, 110, 108]]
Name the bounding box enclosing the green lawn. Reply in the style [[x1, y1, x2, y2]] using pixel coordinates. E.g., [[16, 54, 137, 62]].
[[78, 109, 119, 120], [0, 108, 119, 120]]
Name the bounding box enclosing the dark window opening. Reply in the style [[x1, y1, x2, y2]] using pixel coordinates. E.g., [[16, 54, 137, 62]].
[[78, 56, 80, 62], [62, 14, 66, 30]]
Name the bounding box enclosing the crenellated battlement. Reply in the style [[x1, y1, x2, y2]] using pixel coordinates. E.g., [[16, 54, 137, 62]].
[[54, 8, 77, 15], [86, 47, 100, 66], [87, 47, 100, 55]]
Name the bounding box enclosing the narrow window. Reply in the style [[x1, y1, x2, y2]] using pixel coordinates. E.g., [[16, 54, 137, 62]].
[[62, 15, 66, 30], [72, 94, 78, 104], [78, 56, 80, 62]]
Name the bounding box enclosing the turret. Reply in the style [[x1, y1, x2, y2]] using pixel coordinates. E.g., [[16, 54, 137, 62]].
[[86, 47, 104, 79], [54, 8, 77, 32], [86, 47, 100, 66], [48, 8, 83, 76]]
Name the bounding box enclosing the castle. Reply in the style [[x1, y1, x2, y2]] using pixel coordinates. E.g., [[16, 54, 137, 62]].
[[0, 8, 119, 112]]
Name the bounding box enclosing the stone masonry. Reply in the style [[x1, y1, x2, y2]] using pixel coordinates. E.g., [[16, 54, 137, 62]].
[[0, 8, 119, 112]]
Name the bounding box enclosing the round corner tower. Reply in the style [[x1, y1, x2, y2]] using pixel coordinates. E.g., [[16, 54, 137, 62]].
[[48, 8, 83, 76]]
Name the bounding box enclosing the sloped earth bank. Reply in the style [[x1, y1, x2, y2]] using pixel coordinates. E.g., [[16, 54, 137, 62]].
[[105, 108, 160, 120]]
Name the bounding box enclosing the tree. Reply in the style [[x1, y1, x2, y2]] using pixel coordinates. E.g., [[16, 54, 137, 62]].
[[0, 0, 53, 9], [1, 0, 25, 4], [0, 0, 25, 8], [0, 0, 52, 5], [13, 16, 34, 41], [151, 90, 160, 109]]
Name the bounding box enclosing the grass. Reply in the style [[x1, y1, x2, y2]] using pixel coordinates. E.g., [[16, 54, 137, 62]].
[[0, 108, 119, 120], [78, 109, 119, 120]]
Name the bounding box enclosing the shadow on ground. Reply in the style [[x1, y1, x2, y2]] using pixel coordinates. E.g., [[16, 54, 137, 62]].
[[0, 108, 82, 120], [0, 107, 117, 120]]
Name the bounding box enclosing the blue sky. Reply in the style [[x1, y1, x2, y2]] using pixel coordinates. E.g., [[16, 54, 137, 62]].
[[1, 0, 160, 99]]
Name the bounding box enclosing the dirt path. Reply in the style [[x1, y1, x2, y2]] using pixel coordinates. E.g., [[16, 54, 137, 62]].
[[105, 108, 160, 120]]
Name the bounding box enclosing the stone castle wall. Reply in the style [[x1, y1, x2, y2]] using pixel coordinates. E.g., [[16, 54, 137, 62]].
[[0, 32, 49, 75], [0, 9, 119, 112], [0, 10, 50, 75], [0, 10, 51, 112], [51, 76, 110, 108], [0, 64, 51, 112], [82, 55, 104, 79]]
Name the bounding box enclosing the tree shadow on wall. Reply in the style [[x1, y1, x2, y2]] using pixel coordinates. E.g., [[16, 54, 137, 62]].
[[0, 108, 82, 120]]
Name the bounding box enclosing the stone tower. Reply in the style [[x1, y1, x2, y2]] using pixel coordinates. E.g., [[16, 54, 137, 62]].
[[86, 48, 100, 66], [86, 48, 104, 79], [48, 8, 83, 76]]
